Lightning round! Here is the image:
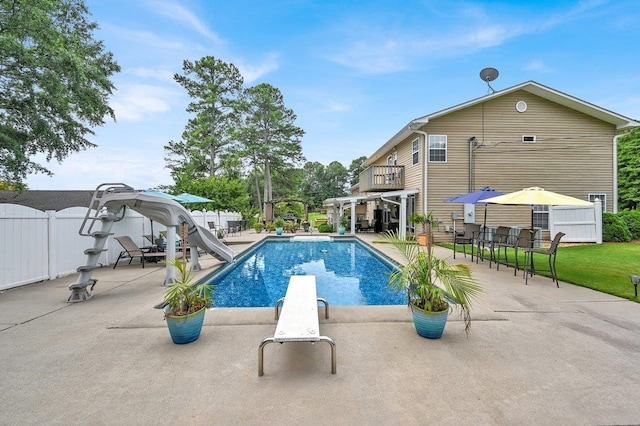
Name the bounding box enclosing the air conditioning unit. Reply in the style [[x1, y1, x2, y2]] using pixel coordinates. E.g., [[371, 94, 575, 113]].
[[522, 135, 536, 143]]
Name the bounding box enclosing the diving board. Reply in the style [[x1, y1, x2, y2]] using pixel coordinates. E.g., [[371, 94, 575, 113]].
[[258, 275, 336, 376]]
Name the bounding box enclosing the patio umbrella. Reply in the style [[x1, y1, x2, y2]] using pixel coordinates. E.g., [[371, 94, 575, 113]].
[[177, 193, 212, 203], [482, 186, 593, 231], [444, 186, 503, 235]]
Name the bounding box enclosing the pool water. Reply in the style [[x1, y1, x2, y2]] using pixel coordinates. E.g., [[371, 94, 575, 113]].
[[205, 238, 405, 307]]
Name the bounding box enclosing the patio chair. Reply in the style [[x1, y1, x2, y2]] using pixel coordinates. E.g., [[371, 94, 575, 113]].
[[453, 223, 481, 260], [476, 226, 511, 268], [496, 228, 534, 276], [113, 236, 169, 269], [523, 232, 565, 286]]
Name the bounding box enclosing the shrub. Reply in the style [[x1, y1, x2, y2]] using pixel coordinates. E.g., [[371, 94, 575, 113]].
[[617, 210, 640, 240], [317, 223, 334, 233], [602, 212, 632, 242], [266, 222, 276, 233], [254, 222, 264, 233]]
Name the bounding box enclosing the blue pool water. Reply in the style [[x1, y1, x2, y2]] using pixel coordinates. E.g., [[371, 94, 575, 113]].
[[205, 237, 405, 307]]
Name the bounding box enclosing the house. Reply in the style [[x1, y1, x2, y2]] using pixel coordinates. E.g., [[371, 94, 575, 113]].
[[325, 81, 640, 241]]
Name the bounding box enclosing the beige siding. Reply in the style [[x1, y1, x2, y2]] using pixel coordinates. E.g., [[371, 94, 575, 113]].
[[361, 89, 616, 242], [426, 91, 615, 241]]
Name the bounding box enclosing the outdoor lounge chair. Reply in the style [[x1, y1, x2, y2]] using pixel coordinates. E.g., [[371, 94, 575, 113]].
[[453, 223, 480, 260], [113, 236, 169, 269]]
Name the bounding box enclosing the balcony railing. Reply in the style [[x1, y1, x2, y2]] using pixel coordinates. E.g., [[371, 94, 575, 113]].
[[359, 165, 405, 192]]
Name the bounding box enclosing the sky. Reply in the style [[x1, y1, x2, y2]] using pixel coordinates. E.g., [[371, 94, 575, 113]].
[[25, 0, 640, 190]]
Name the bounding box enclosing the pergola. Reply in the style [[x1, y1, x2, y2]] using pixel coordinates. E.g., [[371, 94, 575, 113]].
[[323, 189, 419, 238]]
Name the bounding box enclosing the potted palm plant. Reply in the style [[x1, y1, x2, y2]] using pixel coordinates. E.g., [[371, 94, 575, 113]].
[[410, 212, 430, 246], [386, 222, 481, 339], [274, 217, 285, 235], [338, 215, 349, 235], [163, 258, 215, 344]]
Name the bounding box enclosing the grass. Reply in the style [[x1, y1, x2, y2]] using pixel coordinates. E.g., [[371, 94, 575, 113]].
[[445, 242, 640, 302]]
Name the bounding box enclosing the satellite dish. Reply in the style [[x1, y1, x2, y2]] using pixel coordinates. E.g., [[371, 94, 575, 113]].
[[479, 67, 499, 93]]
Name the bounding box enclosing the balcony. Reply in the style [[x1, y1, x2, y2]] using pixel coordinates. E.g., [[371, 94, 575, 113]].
[[359, 165, 405, 192]]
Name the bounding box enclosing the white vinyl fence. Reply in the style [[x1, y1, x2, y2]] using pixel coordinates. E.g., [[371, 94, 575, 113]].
[[0, 204, 240, 291], [549, 200, 603, 244]]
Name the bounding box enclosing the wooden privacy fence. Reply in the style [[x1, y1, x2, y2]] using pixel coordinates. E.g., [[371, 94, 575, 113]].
[[0, 204, 240, 291]]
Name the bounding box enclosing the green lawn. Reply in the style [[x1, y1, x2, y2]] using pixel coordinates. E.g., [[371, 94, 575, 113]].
[[445, 242, 640, 302]]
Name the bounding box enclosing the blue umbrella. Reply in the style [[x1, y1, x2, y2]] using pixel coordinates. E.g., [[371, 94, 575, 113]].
[[444, 186, 503, 204], [444, 187, 503, 236]]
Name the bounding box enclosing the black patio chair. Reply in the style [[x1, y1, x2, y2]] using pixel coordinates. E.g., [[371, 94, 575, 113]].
[[523, 232, 565, 286], [453, 223, 481, 260]]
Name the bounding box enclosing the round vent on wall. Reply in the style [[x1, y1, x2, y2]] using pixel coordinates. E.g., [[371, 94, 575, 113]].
[[516, 101, 528, 113]]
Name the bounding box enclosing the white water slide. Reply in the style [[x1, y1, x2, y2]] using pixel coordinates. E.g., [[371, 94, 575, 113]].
[[68, 184, 234, 302]]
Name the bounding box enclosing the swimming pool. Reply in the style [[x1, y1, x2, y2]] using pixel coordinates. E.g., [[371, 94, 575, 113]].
[[205, 237, 405, 307]]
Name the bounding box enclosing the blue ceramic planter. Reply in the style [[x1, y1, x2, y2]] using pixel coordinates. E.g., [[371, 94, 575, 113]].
[[275, 228, 284, 235], [411, 305, 449, 339], [166, 307, 206, 344]]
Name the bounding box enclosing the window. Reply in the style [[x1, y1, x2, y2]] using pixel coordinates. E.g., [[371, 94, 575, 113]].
[[428, 135, 447, 162], [412, 138, 420, 165], [533, 205, 549, 231], [588, 193, 606, 212]]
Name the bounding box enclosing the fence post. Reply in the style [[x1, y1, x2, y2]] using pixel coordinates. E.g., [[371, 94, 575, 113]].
[[595, 198, 602, 244], [47, 210, 57, 280]]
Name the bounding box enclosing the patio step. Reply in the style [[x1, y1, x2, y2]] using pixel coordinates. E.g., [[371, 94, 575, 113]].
[[76, 265, 101, 273], [84, 248, 107, 255]]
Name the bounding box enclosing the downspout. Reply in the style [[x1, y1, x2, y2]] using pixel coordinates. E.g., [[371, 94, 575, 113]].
[[409, 127, 429, 215], [613, 134, 619, 213]]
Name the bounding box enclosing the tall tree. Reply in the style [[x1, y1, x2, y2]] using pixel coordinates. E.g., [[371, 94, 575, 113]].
[[168, 56, 243, 178], [0, 0, 120, 187], [325, 161, 349, 197], [618, 128, 640, 210], [348, 155, 367, 186], [238, 83, 305, 213]]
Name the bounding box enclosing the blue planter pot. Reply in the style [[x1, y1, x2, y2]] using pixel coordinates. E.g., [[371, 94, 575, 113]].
[[166, 307, 206, 344], [411, 305, 449, 339], [275, 228, 284, 235], [338, 227, 346, 235]]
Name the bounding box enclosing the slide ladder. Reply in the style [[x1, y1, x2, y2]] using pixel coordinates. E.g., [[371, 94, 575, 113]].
[[68, 184, 131, 302]]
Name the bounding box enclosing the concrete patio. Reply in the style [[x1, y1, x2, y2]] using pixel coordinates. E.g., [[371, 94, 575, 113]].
[[1, 231, 639, 425]]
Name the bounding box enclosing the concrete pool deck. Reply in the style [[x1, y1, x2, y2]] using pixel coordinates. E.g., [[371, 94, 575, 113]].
[[1, 231, 639, 425]]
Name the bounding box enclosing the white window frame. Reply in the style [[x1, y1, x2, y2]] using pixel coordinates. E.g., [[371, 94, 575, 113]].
[[412, 138, 420, 165], [533, 205, 549, 231], [588, 193, 606, 212], [428, 135, 447, 163]]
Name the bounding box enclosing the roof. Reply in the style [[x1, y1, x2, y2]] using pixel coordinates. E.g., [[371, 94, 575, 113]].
[[0, 190, 94, 211], [365, 80, 640, 167]]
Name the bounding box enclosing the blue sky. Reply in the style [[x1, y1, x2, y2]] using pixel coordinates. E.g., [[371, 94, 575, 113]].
[[25, 0, 640, 190]]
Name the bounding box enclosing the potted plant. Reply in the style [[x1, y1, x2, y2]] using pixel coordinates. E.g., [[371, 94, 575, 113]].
[[301, 219, 310, 232], [386, 224, 481, 339], [410, 212, 433, 246], [274, 217, 285, 235], [163, 258, 215, 344], [254, 222, 265, 233], [338, 215, 349, 235]]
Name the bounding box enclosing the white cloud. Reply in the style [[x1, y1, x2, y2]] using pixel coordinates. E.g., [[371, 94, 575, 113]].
[[236, 54, 280, 84], [151, 0, 224, 45], [110, 84, 181, 122], [525, 60, 554, 74], [129, 67, 176, 82]]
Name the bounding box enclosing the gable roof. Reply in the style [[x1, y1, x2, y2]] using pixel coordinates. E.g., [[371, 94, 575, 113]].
[[0, 190, 94, 211], [365, 81, 640, 167]]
